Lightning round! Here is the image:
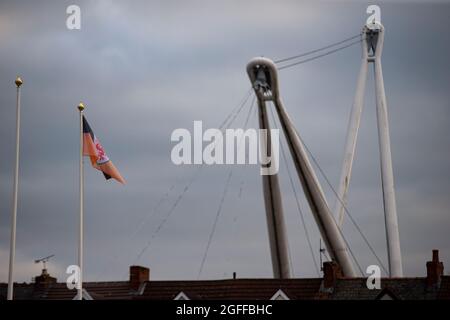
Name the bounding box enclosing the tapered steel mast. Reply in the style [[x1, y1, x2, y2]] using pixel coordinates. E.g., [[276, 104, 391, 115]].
[[334, 23, 403, 277], [248, 64, 291, 279], [247, 58, 356, 277]]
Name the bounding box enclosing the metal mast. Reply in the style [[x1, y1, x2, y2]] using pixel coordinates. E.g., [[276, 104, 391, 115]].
[[334, 31, 369, 227], [247, 58, 356, 277], [334, 23, 403, 277], [371, 24, 402, 277], [248, 62, 291, 279]]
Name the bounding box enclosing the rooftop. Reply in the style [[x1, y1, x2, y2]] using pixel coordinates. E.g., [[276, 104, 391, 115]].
[[1, 250, 448, 300]]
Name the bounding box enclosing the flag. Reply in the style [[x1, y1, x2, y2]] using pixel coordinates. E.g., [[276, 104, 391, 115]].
[[82, 115, 125, 184]]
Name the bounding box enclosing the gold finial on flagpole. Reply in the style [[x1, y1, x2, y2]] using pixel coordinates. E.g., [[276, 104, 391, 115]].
[[77, 102, 85, 112], [15, 77, 23, 88]]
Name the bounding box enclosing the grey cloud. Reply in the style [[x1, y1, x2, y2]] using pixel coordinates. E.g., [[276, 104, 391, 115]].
[[1, 0, 449, 283]]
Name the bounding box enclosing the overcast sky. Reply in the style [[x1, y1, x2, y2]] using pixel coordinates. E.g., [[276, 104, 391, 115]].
[[1, 0, 449, 283]]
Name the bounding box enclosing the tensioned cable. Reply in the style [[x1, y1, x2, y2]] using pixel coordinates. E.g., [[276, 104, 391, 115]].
[[134, 168, 203, 262], [241, 94, 256, 133], [274, 34, 361, 64], [278, 38, 364, 70], [226, 94, 255, 210], [132, 88, 254, 264], [130, 88, 251, 245], [275, 122, 364, 275], [100, 184, 175, 279], [103, 185, 176, 278], [198, 94, 258, 278], [130, 185, 175, 239], [268, 105, 321, 277], [219, 88, 253, 130], [231, 96, 255, 223], [134, 100, 252, 264], [197, 169, 234, 279], [293, 125, 389, 275]]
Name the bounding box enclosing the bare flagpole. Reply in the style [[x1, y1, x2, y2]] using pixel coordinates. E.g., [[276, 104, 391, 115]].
[[7, 77, 23, 300], [77, 102, 85, 300]]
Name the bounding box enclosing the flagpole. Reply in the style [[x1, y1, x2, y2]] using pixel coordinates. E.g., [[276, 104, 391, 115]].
[[77, 102, 85, 300], [7, 77, 23, 301]]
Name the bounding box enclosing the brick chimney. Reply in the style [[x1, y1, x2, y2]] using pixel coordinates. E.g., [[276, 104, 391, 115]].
[[129, 265, 149, 290], [34, 268, 57, 288], [322, 261, 343, 291], [426, 249, 444, 288]]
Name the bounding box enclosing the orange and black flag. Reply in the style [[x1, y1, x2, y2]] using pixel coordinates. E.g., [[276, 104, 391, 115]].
[[82, 116, 125, 184]]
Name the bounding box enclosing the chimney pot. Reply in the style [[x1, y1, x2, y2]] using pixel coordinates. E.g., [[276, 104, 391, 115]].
[[433, 249, 439, 262]]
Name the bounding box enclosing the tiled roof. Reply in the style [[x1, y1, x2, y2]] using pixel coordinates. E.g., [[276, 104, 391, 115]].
[[137, 278, 323, 300], [0, 283, 35, 300], [329, 277, 440, 300], [1, 282, 135, 300], [37, 282, 135, 300], [2, 276, 450, 300], [438, 276, 450, 300]]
